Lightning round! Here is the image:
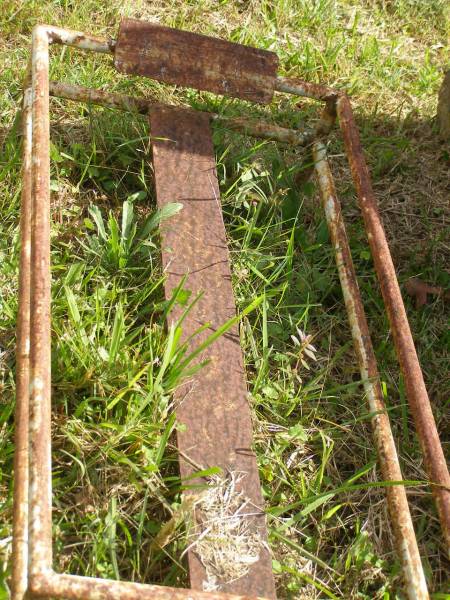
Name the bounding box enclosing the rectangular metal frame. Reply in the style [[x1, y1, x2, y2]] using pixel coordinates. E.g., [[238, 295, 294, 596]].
[[11, 21, 450, 600]]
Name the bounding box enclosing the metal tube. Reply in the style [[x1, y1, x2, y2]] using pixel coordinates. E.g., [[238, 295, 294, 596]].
[[49, 80, 150, 113], [211, 114, 313, 145], [275, 76, 339, 101], [313, 141, 429, 600], [11, 84, 33, 600], [275, 77, 338, 140], [30, 572, 265, 600], [337, 95, 450, 555], [44, 24, 114, 53], [48, 80, 313, 146], [28, 25, 53, 577]]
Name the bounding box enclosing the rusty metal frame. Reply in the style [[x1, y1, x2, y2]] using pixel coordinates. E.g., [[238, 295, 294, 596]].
[[11, 21, 450, 600]]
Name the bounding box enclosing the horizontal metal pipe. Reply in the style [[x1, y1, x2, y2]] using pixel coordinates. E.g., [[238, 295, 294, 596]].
[[30, 572, 266, 600], [275, 76, 340, 101], [275, 77, 338, 137], [337, 94, 450, 556], [49, 80, 314, 145], [212, 114, 314, 145], [49, 80, 150, 112], [313, 141, 428, 600], [37, 24, 114, 53]]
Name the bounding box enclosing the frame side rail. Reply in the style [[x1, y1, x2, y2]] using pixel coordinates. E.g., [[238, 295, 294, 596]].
[[313, 141, 429, 600], [337, 96, 450, 556]]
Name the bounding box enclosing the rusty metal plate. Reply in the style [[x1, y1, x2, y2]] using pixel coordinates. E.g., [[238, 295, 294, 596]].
[[115, 19, 278, 104], [149, 105, 275, 598]]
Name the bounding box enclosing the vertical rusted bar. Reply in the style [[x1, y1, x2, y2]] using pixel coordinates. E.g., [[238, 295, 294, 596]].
[[28, 25, 53, 578], [315, 98, 337, 137], [149, 105, 275, 598], [337, 95, 450, 555], [11, 82, 33, 600], [313, 141, 429, 600]]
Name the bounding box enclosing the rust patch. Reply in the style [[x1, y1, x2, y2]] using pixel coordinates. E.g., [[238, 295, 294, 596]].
[[115, 19, 278, 103], [314, 98, 337, 137], [149, 105, 275, 598]]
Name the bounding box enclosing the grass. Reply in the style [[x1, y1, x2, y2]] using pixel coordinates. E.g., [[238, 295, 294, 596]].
[[1, 0, 449, 598]]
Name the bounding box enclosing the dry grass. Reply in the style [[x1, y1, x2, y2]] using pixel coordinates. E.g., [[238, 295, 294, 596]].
[[185, 472, 267, 591]]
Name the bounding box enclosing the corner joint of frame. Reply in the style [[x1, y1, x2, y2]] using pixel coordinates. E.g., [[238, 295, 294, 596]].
[[28, 568, 55, 596], [31, 24, 50, 42]]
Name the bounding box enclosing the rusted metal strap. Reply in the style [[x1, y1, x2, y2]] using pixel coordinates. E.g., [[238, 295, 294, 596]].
[[149, 105, 275, 598], [115, 19, 278, 103]]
